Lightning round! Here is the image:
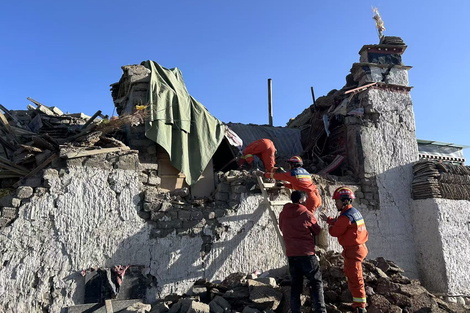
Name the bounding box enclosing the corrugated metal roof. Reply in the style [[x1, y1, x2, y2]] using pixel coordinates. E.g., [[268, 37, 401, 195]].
[[417, 139, 469, 149], [227, 123, 303, 160]]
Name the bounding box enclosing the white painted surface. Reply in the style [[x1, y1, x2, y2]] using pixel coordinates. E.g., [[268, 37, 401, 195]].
[[412, 198, 470, 295], [355, 88, 420, 278], [0, 166, 286, 312]]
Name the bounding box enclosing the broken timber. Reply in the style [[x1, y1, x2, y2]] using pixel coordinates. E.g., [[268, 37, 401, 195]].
[[61, 147, 130, 159]]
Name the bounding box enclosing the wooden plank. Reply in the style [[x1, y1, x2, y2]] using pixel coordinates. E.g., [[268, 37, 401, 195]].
[[13, 153, 58, 188], [105, 299, 113, 313], [0, 104, 22, 127], [0, 155, 30, 172], [0, 136, 16, 152], [81, 110, 102, 129], [62, 147, 128, 159], [0, 163, 29, 175], [0, 111, 19, 143], [26, 97, 47, 108]]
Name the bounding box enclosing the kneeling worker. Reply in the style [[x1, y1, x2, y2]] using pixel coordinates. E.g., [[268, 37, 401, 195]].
[[238, 138, 277, 172]]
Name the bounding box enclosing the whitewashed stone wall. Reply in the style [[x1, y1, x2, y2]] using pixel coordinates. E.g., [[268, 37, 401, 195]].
[[0, 162, 286, 312], [412, 198, 470, 296], [345, 87, 420, 278]]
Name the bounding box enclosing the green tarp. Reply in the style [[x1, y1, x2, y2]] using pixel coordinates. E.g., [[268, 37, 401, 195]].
[[141, 61, 226, 185]]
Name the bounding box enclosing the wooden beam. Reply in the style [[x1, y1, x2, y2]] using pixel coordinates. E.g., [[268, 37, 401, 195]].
[[105, 299, 113, 313], [61, 147, 128, 159], [13, 153, 58, 188], [81, 110, 102, 130], [26, 97, 46, 108], [0, 155, 30, 173]]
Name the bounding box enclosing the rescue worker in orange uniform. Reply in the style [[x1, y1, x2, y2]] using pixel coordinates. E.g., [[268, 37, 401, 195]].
[[238, 138, 277, 172], [320, 187, 369, 313], [258, 155, 322, 213]]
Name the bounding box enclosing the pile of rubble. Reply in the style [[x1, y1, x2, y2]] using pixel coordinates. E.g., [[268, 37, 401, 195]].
[[95, 250, 468, 313], [0, 99, 145, 189]]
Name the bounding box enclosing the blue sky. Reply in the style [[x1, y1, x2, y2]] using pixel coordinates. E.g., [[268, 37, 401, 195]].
[[1, 1, 469, 159]]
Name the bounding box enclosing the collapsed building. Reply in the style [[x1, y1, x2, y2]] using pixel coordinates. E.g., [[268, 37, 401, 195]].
[[0, 35, 469, 313]]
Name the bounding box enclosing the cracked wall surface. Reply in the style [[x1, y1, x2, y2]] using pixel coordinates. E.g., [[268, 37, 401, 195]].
[[0, 154, 287, 312]]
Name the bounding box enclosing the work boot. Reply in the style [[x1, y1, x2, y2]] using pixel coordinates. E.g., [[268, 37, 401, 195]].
[[356, 308, 367, 313]]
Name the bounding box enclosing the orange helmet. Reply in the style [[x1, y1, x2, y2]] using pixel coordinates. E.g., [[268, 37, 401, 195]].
[[287, 155, 303, 166], [332, 187, 355, 200]]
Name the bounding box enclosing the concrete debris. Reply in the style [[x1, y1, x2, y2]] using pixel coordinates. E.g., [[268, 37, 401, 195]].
[[113, 250, 468, 313]]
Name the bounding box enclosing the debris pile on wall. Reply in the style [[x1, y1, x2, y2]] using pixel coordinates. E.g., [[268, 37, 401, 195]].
[[412, 160, 470, 200], [0, 100, 147, 228]]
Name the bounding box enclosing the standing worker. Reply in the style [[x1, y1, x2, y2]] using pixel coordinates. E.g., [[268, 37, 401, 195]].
[[258, 155, 322, 212], [238, 138, 277, 172], [279, 190, 326, 313], [320, 187, 369, 313]]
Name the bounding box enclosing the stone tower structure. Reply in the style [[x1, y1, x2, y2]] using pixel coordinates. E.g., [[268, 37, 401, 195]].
[[345, 37, 420, 276]]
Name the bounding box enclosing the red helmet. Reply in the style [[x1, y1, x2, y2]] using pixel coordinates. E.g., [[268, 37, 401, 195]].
[[287, 155, 303, 166], [332, 187, 355, 200]]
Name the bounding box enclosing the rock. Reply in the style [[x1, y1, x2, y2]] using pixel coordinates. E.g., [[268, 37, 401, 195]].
[[208, 295, 231, 313], [222, 272, 247, 289]]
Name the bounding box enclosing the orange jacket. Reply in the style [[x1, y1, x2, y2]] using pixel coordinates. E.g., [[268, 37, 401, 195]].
[[265, 167, 322, 211], [327, 204, 368, 248], [239, 139, 276, 171]]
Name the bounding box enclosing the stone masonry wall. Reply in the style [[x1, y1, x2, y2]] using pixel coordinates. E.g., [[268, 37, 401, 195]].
[[345, 87, 420, 278], [0, 156, 286, 313]]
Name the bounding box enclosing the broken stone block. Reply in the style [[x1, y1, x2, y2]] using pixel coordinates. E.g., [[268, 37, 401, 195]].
[[397, 280, 427, 297], [23, 176, 42, 188], [376, 277, 400, 294], [144, 201, 162, 212], [10, 198, 21, 208], [255, 277, 277, 288], [1, 207, 17, 219], [139, 173, 149, 183], [168, 299, 209, 313], [248, 279, 283, 310], [208, 295, 231, 313], [148, 176, 161, 186], [150, 302, 169, 313], [367, 294, 392, 313], [241, 307, 260, 313], [215, 192, 229, 202], [126, 302, 152, 312], [222, 286, 249, 300], [0, 217, 10, 227], [222, 272, 247, 289], [34, 187, 49, 197], [16, 186, 34, 199], [114, 153, 140, 171]]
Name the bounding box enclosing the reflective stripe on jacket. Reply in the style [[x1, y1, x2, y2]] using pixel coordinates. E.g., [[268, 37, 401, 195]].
[[328, 205, 368, 248]]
